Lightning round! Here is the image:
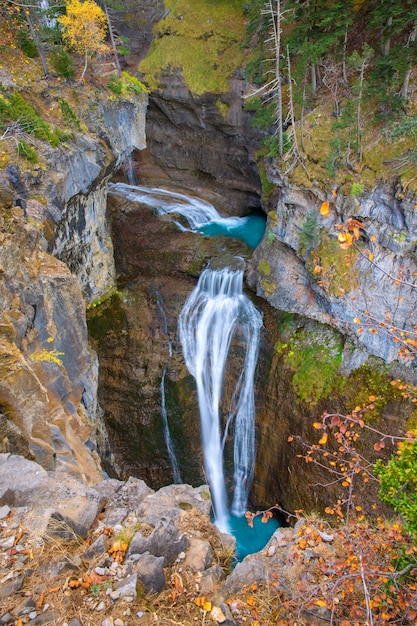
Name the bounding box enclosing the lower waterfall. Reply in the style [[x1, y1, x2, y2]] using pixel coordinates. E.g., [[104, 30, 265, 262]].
[[179, 267, 262, 533]]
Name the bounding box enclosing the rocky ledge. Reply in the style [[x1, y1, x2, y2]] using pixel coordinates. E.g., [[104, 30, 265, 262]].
[[0, 453, 340, 626]]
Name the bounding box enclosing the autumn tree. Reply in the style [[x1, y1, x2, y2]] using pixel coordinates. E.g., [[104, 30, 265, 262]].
[[58, 0, 108, 80]]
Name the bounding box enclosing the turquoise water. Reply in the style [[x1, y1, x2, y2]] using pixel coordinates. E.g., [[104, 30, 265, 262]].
[[226, 513, 280, 562], [197, 215, 267, 249]]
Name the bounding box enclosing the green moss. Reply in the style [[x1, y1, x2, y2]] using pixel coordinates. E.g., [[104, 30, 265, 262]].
[[308, 230, 359, 296], [257, 159, 275, 201], [339, 363, 406, 421], [258, 258, 271, 275], [215, 99, 229, 117], [281, 328, 344, 406], [87, 293, 127, 345], [138, 0, 247, 95], [1, 91, 61, 148], [260, 277, 277, 296]]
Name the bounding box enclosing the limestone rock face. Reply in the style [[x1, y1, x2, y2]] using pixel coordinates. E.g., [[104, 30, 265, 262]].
[[136, 72, 263, 215], [248, 173, 417, 366], [0, 213, 102, 483]]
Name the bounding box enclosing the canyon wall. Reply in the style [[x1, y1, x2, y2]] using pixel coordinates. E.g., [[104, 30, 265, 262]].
[[0, 90, 148, 481]]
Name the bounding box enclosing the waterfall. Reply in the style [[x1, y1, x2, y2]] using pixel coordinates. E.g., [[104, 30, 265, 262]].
[[108, 183, 266, 248], [121, 156, 139, 187], [179, 267, 262, 532], [155, 291, 181, 482], [161, 368, 182, 484], [109, 183, 220, 229]]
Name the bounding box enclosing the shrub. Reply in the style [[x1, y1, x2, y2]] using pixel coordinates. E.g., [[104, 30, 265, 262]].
[[8, 91, 60, 147], [17, 30, 38, 58], [17, 139, 38, 162], [375, 437, 417, 537], [350, 182, 365, 196], [107, 75, 123, 95], [59, 99, 82, 132], [49, 47, 75, 79]]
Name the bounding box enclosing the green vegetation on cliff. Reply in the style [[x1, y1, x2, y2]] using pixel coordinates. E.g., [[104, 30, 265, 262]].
[[138, 0, 248, 95], [245, 0, 417, 192]]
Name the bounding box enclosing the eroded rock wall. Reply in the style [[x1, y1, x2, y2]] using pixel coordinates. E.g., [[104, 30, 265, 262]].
[[248, 170, 417, 368], [0, 201, 102, 483], [0, 92, 148, 481], [136, 72, 263, 215]]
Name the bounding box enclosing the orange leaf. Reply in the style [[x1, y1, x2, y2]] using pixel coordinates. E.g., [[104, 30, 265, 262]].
[[354, 317, 361, 324], [338, 232, 353, 248], [318, 432, 328, 445], [320, 201, 330, 216], [313, 422, 323, 429], [69, 579, 83, 589]]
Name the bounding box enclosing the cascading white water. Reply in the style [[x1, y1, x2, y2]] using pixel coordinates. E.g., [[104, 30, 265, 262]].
[[179, 267, 262, 533], [108, 183, 267, 248], [155, 291, 181, 483], [160, 368, 182, 484], [109, 183, 220, 230]]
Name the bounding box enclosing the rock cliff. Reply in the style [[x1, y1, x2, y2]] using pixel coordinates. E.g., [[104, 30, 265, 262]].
[[0, 84, 148, 481], [247, 168, 417, 368], [136, 72, 263, 214]]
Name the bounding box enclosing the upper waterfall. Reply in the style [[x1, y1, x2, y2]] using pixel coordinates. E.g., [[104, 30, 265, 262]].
[[179, 267, 262, 532], [108, 183, 266, 249]]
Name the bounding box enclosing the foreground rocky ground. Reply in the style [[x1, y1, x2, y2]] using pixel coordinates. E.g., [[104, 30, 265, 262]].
[[0, 454, 350, 626]]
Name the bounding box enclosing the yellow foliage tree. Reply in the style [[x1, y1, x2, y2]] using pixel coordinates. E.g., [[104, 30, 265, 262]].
[[58, 0, 108, 80]]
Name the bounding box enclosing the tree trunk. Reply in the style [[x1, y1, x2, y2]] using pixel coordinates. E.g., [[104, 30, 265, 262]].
[[26, 11, 49, 76], [357, 61, 365, 161], [311, 63, 317, 98], [400, 20, 417, 101], [382, 15, 392, 56], [269, 0, 283, 157], [80, 48, 88, 81], [103, 2, 121, 77], [287, 44, 300, 160]]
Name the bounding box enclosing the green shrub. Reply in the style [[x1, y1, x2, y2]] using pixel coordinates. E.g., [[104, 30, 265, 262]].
[[375, 437, 417, 537], [8, 91, 60, 146], [17, 139, 38, 162], [49, 47, 75, 79], [245, 97, 275, 130], [298, 210, 320, 256], [350, 182, 365, 196], [17, 30, 38, 58], [107, 75, 123, 95], [122, 71, 147, 94], [59, 99, 82, 132]]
